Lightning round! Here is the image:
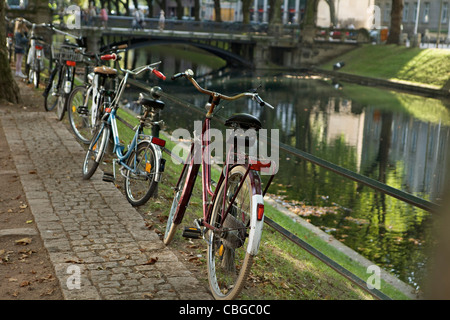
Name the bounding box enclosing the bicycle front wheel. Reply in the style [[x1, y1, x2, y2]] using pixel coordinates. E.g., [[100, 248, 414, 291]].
[[82, 123, 110, 180], [67, 86, 95, 144], [164, 158, 195, 245], [124, 141, 159, 206], [207, 165, 263, 300]]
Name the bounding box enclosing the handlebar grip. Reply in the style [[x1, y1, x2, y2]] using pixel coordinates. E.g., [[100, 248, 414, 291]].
[[101, 53, 117, 61], [117, 44, 128, 49], [152, 69, 166, 81], [171, 73, 185, 80], [254, 94, 274, 109]]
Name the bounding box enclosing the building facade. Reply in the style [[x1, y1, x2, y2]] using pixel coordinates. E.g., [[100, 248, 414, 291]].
[[376, 0, 450, 38]]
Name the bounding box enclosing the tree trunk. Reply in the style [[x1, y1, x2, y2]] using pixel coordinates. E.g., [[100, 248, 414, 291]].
[[194, 0, 200, 21], [387, 0, 404, 44], [214, 0, 222, 22], [301, 0, 319, 44], [242, 0, 251, 24], [0, 0, 21, 104], [175, 0, 183, 19]]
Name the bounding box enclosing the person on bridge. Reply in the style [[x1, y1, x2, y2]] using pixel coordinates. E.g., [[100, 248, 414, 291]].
[[158, 10, 165, 31], [100, 7, 108, 28], [132, 8, 145, 30]]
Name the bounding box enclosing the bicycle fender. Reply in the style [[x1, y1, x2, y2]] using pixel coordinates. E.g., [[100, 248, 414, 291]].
[[247, 194, 264, 256], [149, 142, 163, 182]]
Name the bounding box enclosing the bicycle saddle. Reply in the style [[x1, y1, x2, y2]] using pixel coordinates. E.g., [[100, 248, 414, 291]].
[[137, 94, 165, 110], [94, 66, 118, 77], [224, 113, 262, 131]]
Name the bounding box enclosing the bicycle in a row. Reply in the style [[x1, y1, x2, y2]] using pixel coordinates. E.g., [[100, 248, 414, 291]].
[[66, 44, 129, 145], [42, 26, 85, 121], [163, 69, 276, 300], [81, 51, 168, 206]]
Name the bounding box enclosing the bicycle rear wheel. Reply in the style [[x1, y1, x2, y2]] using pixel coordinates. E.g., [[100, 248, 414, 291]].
[[124, 141, 158, 206], [67, 86, 95, 144], [56, 65, 68, 121], [44, 66, 61, 112], [206, 165, 263, 300], [82, 123, 110, 180]]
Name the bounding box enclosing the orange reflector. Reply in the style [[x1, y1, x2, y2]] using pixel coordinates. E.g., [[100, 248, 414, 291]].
[[66, 60, 76, 67], [145, 162, 152, 173], [151, 137, 166, 147], [257, 203, 264, 221], [104, 107, 112, 113]]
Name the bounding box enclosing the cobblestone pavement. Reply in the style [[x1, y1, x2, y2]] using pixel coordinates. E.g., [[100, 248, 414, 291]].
[[0, 110, 213, 300]]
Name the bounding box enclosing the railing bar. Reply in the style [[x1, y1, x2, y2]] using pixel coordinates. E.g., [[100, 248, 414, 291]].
[[264, 216, 392, 300]]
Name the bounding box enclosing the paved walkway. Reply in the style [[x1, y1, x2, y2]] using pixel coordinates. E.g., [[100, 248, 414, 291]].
[[0, 110, 212, 300]]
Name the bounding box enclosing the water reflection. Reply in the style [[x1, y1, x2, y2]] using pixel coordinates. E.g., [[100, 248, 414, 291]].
[[120, 44, 449, 291]]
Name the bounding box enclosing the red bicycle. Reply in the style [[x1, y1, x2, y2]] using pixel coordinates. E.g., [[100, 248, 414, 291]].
[[163, 69, 276, 300]]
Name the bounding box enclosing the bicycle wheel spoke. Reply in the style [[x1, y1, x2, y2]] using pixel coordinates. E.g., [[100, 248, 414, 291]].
[[124, 142, 158, 206], [207, 166, 256, 300]]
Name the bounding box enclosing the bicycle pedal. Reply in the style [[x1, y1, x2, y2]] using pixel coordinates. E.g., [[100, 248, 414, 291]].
[[182, 227, 202, 239], [102, 172, 115, 183], [77, 105, 89, 115]]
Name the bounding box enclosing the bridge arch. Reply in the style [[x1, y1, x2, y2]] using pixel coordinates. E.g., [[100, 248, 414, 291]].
[[101, 37, 254, 69]]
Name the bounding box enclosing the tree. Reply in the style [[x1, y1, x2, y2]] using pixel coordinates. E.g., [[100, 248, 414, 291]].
[[214, 0, 221, 22], [0, 1, 22, 103], [387, 0, 404, 44], [175, 0, 183, 19], [242, 0, 252, 24]]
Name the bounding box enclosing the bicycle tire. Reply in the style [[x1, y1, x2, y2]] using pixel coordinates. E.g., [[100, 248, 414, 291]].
[[124, 141, 158, 206], [82, 123, 110, 180], [206, 165, 263, 300], [44, 66, 61, 112], [67, 86, 95, 144], [56, 65, 68, 121], [33, 68, 40, 89], [163, 156, 197, 245]]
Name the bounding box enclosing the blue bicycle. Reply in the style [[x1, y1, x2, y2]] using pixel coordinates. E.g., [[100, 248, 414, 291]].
[[82, 52, 167, 207]]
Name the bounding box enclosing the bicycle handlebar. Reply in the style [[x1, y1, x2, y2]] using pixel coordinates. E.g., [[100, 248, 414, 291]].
[[172, 69, 274, 109]]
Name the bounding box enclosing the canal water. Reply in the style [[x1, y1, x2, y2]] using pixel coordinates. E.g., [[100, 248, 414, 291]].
[[119, 44, 449, 291]]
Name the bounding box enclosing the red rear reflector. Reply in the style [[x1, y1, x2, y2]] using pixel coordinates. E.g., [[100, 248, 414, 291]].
[[104, 107, 112, 113], [151, 137, 166, 147], [257, 203, 264, 221], [35, 45, 43, 50], [66, 60, 76, 67], [250, 161, 271, 171]]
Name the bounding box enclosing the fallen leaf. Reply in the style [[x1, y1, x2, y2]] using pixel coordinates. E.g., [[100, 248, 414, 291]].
[[26, 220, 33, 224], [20, 281, 31, 287], [19, 204, 28, 209], [15, 238, 32, 245], [143, 257, 158, 265]]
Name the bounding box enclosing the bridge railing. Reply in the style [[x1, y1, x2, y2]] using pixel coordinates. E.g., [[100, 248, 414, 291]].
[[315, 27, 371, 43], [88, 15, 272, 34]]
